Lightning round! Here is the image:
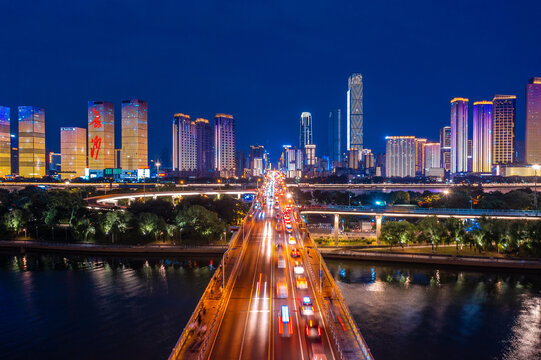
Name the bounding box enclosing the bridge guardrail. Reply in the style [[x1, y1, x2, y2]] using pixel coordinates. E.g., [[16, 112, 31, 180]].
[[295, 208, 374, 360]]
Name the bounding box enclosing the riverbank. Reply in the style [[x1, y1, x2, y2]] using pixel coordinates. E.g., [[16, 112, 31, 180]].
[[2, 240, 541, 269], [0, 240, 227, 256], [319, 247, 541, 270]]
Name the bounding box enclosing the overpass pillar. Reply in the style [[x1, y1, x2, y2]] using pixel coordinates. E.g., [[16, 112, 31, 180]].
[[237, 193, 241, 200], [333, 214, 339, 246], [375, 215, 382, 244], [217, 194, 221, 200]]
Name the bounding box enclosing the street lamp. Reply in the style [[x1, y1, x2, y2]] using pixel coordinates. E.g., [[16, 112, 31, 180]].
[[533, 165, 540, 216]]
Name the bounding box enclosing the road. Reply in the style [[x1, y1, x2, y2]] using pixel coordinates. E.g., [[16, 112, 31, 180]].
[[207, 175, 337, 360]]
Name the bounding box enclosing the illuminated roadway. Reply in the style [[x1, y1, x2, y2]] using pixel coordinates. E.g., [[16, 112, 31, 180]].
[[207, 188, 337, 359]]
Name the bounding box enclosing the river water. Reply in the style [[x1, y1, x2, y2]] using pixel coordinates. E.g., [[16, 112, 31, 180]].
[[0, 252, 540, 360]]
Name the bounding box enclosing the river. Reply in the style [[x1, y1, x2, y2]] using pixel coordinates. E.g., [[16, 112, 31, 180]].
[[0, 252, 539, 359]]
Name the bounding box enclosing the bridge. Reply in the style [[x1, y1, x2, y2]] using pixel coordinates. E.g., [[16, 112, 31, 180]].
[[169, 173, 373, 360], [290, 182, 540, 193], [86, 189, 257, 208], [299, 205, 541, 245]]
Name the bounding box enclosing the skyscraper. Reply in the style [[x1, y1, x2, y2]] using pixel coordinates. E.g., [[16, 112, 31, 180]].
[[472, 101, 493, 172], [172, 113, 197, 173], [195, 118, 213, 176], [526, 77, 541, 164], [299, 112, 313, 148], [492, 95, 516, 165], [0, 106, 10, 177], [249, 145, 265, 170], [328, 109, 342, 164], [305, 144, 316, 167], [88, 101, 114, 170], [440, 126, 451, 172], [385, 136, 415, 178], [450, 98, 469, 173], [424, 142, 441, 172], [60, 127, 87, 179], [18, 106, 45, 178], [347, 73, 363, 151], [214, 113, 236, 177], [415, 138, 427, 175], [121, 99, 148, 170]]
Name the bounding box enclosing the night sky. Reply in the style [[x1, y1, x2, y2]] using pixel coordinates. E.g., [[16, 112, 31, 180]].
[[1, 1, 540, 164]]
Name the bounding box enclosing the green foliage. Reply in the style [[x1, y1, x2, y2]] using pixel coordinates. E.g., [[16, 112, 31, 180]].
[[4, 209, 27, 234], [176, 205, 226, 243], [380, 221, 415, 249]]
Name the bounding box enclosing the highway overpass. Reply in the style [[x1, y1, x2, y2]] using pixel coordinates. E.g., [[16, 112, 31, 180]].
[[299, 205, 541, 244]]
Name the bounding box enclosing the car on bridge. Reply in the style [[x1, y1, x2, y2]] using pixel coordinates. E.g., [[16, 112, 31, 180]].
[[277, 256, 286, 269], [288, 236, 296, 245], [305, 318, 321, 340], [277, 281, 288, 298], [290, 248, 300, 258], [279, 305, 293, 338], [293, 261, 304, 274], [296, 276, 308, 289], [299, 296, 314, 316]]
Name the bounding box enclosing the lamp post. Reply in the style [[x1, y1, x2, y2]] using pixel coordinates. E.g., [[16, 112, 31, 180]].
[[534, 165, 540, 216]]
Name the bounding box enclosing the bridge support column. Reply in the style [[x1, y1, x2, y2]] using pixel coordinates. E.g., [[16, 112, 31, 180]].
[[375, 215, 382, 244], [237, 193, 241, 200], [333, 214, 339, 246], [217, 194, 221, 200]]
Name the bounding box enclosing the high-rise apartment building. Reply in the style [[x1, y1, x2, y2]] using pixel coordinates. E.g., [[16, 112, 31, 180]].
[[300, 112, 313, 148], [472, 101, 493, 172], [328, 109, 342, 164], [492, 95, 516, 165], [385, 136, 415, 178], [249, 145, 265, 170], [172, 113, 197, 173], [88, 101, 114, 170], [121, 99, 148, 170], [236, 150, 246, 177], [424, 142, 441, 170], [450, 98, 469, 173], [0, 106, 10, 177], [526, 78, 541, 164], [305, 144, 316, 167], [214, 113, 236, 177], [195, 118, 213, 176], [10, 134, 18, 175], [60, 127, 87, 179], [347, 73, 363, 151], [440, 126, 451, 172], [415, 138, 427, 175], [18, 106, 45, 178]]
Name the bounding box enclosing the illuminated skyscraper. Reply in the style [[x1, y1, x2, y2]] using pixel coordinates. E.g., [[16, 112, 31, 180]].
[[0, 106, 10, 177], [60, 127, 87, 179], [440, 126, 451, 172], [121, 99, 148, 170], [300, 112, 313, 148], [18, 106, 45, 178], [214, 114, 236, 177], [305, 144, 316, 167], [347, 73, 363, 151], [172, 113, 197, 173], [328, 109, 342, 164], [424, 142, 441, 171], [249, 145, 265, 171], [492, 95, 516, 165], [88, 101, 114, 170], [526, 78, 541, 164], [195, 118, 213, 176], [415, 138, 427, 175], [472, 101, 493, 172], [385, 136, 415, 178], [450, 98, 469, 173]]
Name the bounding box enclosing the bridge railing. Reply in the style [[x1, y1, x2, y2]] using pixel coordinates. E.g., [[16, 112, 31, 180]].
[[300, 204, 540, 217], [296, 209, 374, 360]]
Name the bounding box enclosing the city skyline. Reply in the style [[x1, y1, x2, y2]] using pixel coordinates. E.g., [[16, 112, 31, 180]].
[[1, 1, 540, 162]]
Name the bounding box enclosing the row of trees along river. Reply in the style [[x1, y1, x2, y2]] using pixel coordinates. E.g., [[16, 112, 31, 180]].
[[0, 186, 250, 244]]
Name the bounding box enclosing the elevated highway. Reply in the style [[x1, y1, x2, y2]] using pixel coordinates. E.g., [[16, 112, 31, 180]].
[[299, 205, 541, 244], [169, 173, 373, 360]]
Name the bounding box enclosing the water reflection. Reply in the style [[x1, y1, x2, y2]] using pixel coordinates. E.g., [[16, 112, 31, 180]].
[[327, 260, 541, 360], [0, 252, 218, 360]]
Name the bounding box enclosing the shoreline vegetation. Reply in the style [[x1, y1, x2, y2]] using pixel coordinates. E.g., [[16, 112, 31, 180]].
[[2, 239, 540, 270]]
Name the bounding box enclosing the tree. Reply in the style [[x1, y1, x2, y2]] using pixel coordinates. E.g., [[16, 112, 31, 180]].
[[446, 217, 467, 252], [419, 216, 445, 251], [176, 205, 226, 244], [138, 212, 160, 241], [4, 209, 26, 235], [380, 221, 415, 250], [102, 211, 132, 243]]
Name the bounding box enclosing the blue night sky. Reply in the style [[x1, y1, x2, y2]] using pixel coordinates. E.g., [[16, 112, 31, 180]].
[[1, 0, 540, 164]]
